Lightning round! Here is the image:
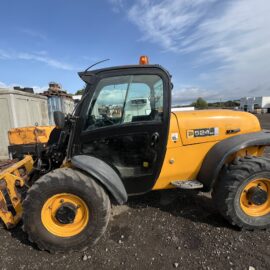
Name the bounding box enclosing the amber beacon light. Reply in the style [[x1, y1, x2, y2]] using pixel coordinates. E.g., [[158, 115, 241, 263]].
[[139, 55, 149, 65]]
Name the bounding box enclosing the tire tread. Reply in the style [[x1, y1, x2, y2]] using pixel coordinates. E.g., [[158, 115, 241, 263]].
[[22, 168, 111, 253], [212, 156, 270, 230]]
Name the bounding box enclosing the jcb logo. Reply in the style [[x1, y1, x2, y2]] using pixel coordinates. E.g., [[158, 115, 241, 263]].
[[187, 130, 194, 138]]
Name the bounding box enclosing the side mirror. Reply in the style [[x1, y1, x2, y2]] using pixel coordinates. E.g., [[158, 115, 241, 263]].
[[54, 111, 65, 129]]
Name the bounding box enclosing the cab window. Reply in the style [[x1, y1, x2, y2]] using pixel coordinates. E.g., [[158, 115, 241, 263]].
[[85, 75, 163, 130]]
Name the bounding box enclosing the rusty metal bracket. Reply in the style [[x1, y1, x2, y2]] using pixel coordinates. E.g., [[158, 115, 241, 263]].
[[0, 155, 33, 228]]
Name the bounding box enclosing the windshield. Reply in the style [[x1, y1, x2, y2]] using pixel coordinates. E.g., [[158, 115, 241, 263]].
[[84, 74, 164, 130]]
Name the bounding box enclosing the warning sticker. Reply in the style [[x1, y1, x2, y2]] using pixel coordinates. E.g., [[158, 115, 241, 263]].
[[171, 132, 179, 141]]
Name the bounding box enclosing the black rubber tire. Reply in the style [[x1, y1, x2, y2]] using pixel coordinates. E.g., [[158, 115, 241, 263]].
[[22, 168, 111, 253], [212, 156, 270, 230]]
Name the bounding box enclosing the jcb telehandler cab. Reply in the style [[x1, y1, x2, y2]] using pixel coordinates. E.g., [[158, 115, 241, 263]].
[[1, 56, 270, 253]]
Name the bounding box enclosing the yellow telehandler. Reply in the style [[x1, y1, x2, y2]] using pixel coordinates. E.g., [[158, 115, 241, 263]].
[[0, 56, 270, 253]]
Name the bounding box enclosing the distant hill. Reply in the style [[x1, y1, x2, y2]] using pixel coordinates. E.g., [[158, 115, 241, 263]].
[[207, 100, 240, 108], [173, 99, 240, 109]]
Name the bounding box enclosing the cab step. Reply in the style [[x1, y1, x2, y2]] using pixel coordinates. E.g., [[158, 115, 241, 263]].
[[171, 180, 204, 190]]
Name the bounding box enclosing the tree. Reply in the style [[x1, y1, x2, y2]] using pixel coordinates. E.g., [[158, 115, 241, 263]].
[[192, 97, 208, 109], [75, 88, 85, 95], [74, 84, 86, 95]]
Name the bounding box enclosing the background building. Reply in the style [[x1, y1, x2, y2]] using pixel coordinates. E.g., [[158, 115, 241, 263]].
[[72, 95, 82, 105], [41, 82, 74, 124], [0, 82, 75, 158], [0, 88, 49, 158], [240, 97, 270, 113]]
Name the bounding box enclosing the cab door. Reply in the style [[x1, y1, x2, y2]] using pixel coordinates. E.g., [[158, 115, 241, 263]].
[[74, 67, 171, 195]]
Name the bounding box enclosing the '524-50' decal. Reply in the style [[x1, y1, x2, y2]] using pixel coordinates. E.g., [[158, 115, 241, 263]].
[[187, 127, 219, 138]]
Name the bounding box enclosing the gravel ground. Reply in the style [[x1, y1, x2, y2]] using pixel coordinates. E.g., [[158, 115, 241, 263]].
[[0, 114, 270, 270]]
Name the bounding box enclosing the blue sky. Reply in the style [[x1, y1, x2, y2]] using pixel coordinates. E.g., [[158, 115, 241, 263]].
[[0, 0, 269, 104]]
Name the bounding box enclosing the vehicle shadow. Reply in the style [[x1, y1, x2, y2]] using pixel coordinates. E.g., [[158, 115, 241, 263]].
[[126, 189, 238, 230], [8, 221, 40, 251], [7, 189, 237, 251]]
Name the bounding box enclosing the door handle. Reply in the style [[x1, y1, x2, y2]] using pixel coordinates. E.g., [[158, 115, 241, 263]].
[[226, 128, 241, 134], [150, 132, 159, 147]]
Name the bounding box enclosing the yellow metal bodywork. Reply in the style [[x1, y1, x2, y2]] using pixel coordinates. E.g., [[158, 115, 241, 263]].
[[176, 110, 260, 145], [1, 109, 265, 228], [41, 193, 89, 237], [8, 126, 55, 145], [153, 110, 262, 190], [0, 125, 54, 228], [0, 155, 33, 228]]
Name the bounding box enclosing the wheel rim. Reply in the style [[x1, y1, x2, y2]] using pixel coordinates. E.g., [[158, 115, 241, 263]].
[[41, 193, 89, 237], [240, 178, 270, 217]]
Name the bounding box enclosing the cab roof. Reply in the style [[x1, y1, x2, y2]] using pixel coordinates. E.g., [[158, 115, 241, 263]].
[[78, 64, 171, 84]]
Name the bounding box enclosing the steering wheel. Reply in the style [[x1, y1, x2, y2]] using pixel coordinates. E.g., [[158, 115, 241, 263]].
[[88, 115, 96, 125], [101, 114, 114, 125]]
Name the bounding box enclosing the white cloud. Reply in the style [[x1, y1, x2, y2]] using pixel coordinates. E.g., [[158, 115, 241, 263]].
[[32, 85, 48, 93], [128, 0, 217, 52], [0, 49, 74, 71], [0, 81, 8, 88], [109, 0, 127, 13], [20, 29, 47, 41], [111, 0, 270, 101], [0, 81, 47, 93], [172, 85, 220, 105]]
